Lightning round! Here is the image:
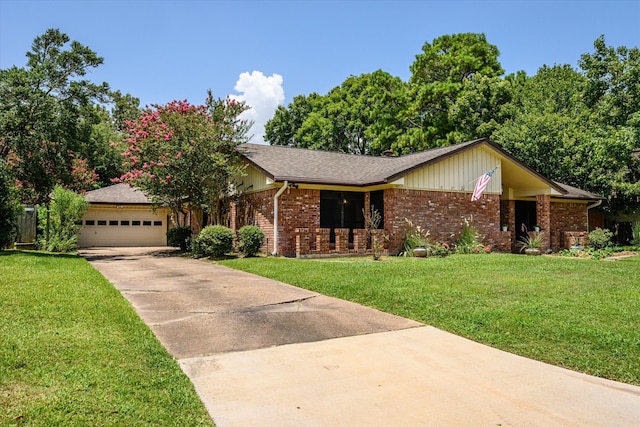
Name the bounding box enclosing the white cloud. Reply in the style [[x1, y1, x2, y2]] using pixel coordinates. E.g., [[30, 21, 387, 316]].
[[230, 71, 285, 144]]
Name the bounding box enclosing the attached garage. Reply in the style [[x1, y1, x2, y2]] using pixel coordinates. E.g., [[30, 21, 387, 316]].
[[79, 184, 170, 247]]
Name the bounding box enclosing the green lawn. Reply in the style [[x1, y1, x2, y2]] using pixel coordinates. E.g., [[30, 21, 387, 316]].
[[0, 251, 214, 426], [219, 253, 640, 385]]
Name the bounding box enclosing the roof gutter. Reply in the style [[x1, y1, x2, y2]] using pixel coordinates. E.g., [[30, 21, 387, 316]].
[[272, 180, 288, 255]]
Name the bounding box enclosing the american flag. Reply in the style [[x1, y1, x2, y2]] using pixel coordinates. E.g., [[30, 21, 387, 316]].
[[471, 167, 497, 201]]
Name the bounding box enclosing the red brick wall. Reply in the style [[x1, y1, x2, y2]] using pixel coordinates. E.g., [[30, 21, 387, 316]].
[[383, 189, 508, 253], [550, 201, 588, 251], [235, 188, 320, 256], [237, 186, 588, 256]]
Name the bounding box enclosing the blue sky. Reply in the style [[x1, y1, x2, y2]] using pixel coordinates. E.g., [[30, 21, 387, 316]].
[[1, 0, 638, 143]]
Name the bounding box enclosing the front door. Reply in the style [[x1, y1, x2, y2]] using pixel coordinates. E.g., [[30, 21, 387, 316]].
[[515, 201, 537, 241]]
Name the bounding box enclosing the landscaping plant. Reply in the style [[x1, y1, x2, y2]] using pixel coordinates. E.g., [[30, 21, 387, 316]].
[[167, 226, 191, 251], [237, 225, 265, 257], [37, 186, 88, 252], [588, 227, 614, 249], [191, 224, 235, 258], [455, 217, 488, 254]]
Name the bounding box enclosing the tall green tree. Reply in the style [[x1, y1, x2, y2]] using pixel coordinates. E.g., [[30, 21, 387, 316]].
[[0, 160, 22, 249], [118, 92, 251, 229], [404, 33, 504, 151], [266, 71, 409, 155], [0, 28, 109, 203]]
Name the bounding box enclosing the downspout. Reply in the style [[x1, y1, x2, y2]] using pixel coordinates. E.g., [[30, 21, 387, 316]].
[[272, 181, 288, 255], [587, 199, 603, 232]]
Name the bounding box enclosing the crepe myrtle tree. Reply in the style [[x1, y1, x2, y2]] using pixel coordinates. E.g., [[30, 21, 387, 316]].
[[117, 91, 252, 231]]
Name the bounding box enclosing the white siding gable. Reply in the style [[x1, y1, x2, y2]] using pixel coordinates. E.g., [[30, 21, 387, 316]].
[[404, 147, 502, 194]]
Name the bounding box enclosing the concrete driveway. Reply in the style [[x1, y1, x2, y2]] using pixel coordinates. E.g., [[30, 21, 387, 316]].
[[81, 247, 640, 426]]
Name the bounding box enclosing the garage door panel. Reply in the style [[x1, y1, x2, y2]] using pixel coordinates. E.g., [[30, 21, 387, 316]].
[[79, 208, 168, 247]]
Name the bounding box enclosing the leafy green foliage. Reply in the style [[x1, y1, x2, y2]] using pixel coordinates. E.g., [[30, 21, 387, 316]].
[[400, 218, 450, 257], [516, 233, 545, 252], [588, 227, 614, 249], [118, 94, 250, 229], [0, 252, 213, 425], [36, 186, 88, 252], [166, 226, 191, 251], [191, 225, 235, 258], [266, 71, 409, 155], [632, 223, 640, 246], [0, 160, 22, 249], [0, 29, 110, 203], [455, 218, 488, 254], [237, 225, 265, 257]]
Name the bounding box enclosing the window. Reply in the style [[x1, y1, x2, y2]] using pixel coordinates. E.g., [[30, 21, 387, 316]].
[[320, 190, 365, 243], [153, 221, 162, 226], [85, 220, 95, 226], [143, 220, 152, 226], [120, 220, 130, 226], [97, 220, 107, 226], [369, 190, 384, 229], [109, 220, 118, 226], [132, 221, 141, 226]]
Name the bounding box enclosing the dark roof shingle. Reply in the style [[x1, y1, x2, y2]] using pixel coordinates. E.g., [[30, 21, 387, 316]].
[[85, 183, 151, 204]]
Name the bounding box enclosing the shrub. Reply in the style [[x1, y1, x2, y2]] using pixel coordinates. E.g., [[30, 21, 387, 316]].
[[631, 222, 640, 246], [401, 218, 431, 256], [191, 225, 235, 258], [37, 186, 88, 252], [455, 218, 486, 254], [167, 226, 191, 251], [588, 228, 614, 250], [238, 225, 264, 257], [0, 162, 21, 249], [400, 218, 450, 257]]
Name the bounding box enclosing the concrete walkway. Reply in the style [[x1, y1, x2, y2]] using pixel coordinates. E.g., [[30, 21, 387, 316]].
[[80, 247, 640, 426]]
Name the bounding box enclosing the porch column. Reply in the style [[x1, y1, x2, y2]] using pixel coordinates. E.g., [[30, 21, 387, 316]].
[[334, 228, 349, 253], [295, 228, 310, 258], [536, 194, 551, 251]]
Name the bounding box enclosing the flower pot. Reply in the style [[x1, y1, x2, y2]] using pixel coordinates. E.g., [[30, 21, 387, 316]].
[[525, 248, 542, 256], [534, 226, 540, 232], [501, 226, 508, 232], [413, 247, 428, 257]]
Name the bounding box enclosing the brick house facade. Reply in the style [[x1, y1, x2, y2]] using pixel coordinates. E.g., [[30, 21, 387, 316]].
[[232, 139, 602, 257]]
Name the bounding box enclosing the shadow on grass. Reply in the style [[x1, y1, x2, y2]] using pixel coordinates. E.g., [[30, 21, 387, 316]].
[[0, 249, 80, 259]]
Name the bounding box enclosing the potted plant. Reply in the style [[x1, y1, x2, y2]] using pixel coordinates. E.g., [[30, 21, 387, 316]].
[[534, 224, 541, 232], [517, 233, 544, 256], [501, 224, 508, 232]]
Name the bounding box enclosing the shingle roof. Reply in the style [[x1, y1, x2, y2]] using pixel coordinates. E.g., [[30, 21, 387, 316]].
[[238, 138, 603, 200], [85, 183, 151, 204], [238, 139, 482, 186], [553, 182, 605, 200]]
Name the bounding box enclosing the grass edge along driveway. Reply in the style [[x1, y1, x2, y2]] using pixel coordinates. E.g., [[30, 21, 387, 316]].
[[0, 251, 214, 427], [220, 253, 640, 386]]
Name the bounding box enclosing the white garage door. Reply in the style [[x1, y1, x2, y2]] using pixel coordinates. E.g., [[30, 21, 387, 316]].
[[79, 208, 168, 247]]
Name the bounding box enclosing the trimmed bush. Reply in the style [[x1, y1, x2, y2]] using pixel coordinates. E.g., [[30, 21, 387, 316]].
[[191, 225, 235, 258], [588, 227, 614, 250], [238, 225, 264, 257], [167, 226, 191, 251]]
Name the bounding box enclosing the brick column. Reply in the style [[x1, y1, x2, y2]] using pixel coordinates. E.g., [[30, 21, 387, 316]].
[[295, 228, 310, 258], [315, 228, 330, 254], [353, 229, 367, 253], [536, 194, 551, 251], [334, 228, 350, 253]]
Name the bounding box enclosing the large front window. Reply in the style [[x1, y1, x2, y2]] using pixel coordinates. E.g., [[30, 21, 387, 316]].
[[320, 191, 364, 242]]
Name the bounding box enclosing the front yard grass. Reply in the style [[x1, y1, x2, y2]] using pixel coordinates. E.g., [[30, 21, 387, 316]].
[[0, 251, 214, 426], [219, 253, 640, 385]]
